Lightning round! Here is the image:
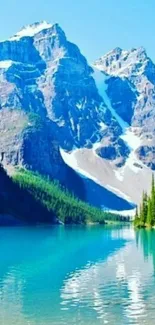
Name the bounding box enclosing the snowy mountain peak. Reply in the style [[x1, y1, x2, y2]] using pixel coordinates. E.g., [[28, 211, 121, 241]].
[[105, 47, 123, 57], [9, 21, 53, 41], [94, 47, 149, 77], [0, 21, 154, 211]]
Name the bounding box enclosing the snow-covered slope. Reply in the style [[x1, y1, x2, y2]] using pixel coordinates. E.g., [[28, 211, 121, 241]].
[[9, 21, 52, 40], [94, 47, 148, 78], [94, 47, 155, 170], [59, 48, 155, 208]]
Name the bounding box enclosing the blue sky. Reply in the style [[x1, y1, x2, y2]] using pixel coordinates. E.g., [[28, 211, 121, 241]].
[[0, 0, 155, 62]]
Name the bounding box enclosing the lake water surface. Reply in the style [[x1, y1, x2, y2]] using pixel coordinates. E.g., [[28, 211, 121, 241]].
[[0, 225, 155, 325]]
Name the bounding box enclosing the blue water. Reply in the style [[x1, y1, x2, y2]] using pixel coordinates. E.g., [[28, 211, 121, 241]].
[[0, 225, 155, 325]]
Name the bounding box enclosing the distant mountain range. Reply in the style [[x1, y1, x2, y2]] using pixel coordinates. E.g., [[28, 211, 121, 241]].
[[0, 21, 154, 214]]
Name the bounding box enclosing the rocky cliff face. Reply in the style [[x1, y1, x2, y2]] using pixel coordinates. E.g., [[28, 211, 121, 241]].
[[0, 22, 127, 154], [94, 47, 155, 170], [0, 22, 154, 211]]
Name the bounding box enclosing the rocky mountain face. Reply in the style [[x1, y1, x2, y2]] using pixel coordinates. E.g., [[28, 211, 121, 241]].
[[0, 22, 126, 159], [0, 22, 154, 212], [94, 47, 155, 170]]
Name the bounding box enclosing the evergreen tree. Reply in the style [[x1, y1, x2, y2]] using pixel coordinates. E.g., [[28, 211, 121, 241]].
[[135, 206, 138, 219], [0, 166, 123, 225], [141, 191, 148, 225], [134, 174, 155, 228], [151, 174, 155, 223], [147, 198, 152, 226]]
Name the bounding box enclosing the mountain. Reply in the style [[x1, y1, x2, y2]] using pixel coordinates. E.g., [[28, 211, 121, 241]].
[[94, 46, 155, 170], [0, 21, 118, 150], [0, 21, 154, 213], [63, 47, 155, 208]]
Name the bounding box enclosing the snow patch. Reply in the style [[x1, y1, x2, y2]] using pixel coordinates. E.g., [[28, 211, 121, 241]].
[[0, 60, 13, 69], [115, 128, 143, 179], [70, 117, 75, 131], [114, 169, 124, 182], [91, 123, 111, 156], [93, 66, 142, 179], [58, 119, 65, 127], [119, 128, 142, 174], [92, 132, 103, 154], [114, 150, 143, 182], [60, 148, 78, 170], [92, 67, 128, 132], [60, 148, 99, 183], [121, 128, 141, 151], [92, 141, 102, 151], [9, 21, 52, 41], [105, 208, 136, 218], [99, 121, 107, 131], [76, 102, 83, 110], [77, 124, 80, 140], [107, 185, 133, 203]]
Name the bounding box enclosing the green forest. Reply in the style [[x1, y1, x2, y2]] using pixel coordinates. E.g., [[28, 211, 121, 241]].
[[0, 165, 127, 225], [134, 175, 155, 228]]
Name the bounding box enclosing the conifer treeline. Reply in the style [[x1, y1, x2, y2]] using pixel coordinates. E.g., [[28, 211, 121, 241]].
[[134, 175, 155, 227], [0, 166, 126, 225]]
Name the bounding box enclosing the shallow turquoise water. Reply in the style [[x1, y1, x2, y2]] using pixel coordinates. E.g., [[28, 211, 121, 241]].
[[0, 225, 155, 325]]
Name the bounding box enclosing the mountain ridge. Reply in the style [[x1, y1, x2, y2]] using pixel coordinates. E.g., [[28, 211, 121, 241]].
[[0, 21, 154, 213]]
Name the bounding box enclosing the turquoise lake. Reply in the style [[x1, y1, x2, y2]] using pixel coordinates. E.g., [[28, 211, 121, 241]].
[[0, 225, 155, 325]]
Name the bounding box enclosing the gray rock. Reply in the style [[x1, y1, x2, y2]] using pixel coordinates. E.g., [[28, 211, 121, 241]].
[[94, 46, 155, 170], [136, 145, 155, 170], [0, 21, 127, 176], [0, 22, 154, 211]]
